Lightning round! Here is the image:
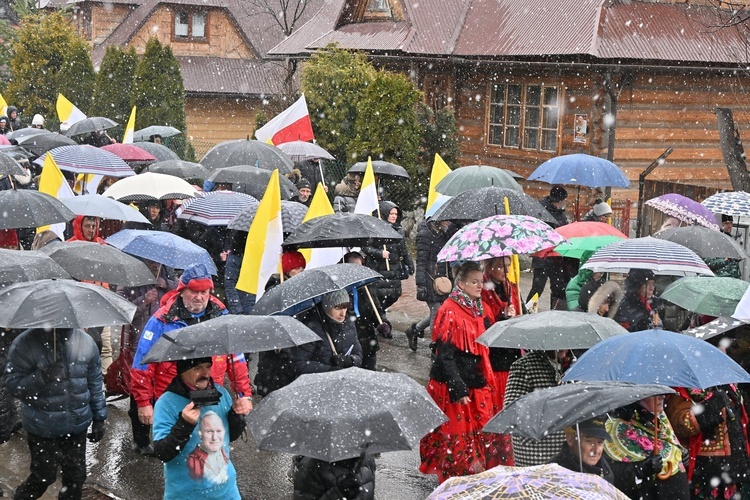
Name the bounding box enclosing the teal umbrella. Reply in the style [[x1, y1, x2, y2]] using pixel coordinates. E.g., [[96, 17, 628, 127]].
[[434, 165, 523, 196], [554, 235, 625, 259], [661, 277, 748, 317]]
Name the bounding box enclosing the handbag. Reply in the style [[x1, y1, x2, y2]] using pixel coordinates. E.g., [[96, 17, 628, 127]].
[[105, 325, 134, 400], [433, 276, 452, 295]]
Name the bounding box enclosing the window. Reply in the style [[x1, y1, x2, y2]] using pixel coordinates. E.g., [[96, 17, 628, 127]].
[[367, 0, 390, 13], [488, 83, 560, 152], [174, 10, 207, 41]]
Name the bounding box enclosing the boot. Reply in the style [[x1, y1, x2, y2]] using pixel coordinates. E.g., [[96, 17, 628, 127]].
[[406, 323, 419, 352]]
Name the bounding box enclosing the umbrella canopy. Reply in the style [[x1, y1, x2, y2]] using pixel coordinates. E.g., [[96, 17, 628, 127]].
[[477, 311, 628, 351], [701, 191, 750, 217], [529, 221, 628, 259], [660, 277, 748, 317], [40, 241, 156, 286], [645, 193, 720, 230], [484, 381, 675, 439], [428, 463, 629, 500], [200, 139, 294, 174], [0, 150, 29, 176], [277, 140, 335, 160], [63, 117, 118, 137], [0, 249, 70, 285], [145, 160, 209, 180], [247, 367, 447, 462], [101, 172, 197, 202], [581, 236, 714, 276], [208, 165, 299, 200], [282, 213, 403, 250], [176, 191, 258, 226], [142, 315, 321, 363], [251, 263, 383, 316], [133, 142, 180, 162], [348, 160, 409, 179], [61, 194, 150, 224], [35, 145, 135, 177], [431, 186, 556, 225], [15, 131, 77, 157], [101, 143, 157, 163], [0, 189, 76, 230], [527, 153, 630, 188], [7, 128, 47, 141], [227, 200, 307, 234], [133, 125, 182, 142], [561, 329, 750, 389], [437, 215, 565, 262], [684, 316, 749, 343], [653, 226, 746, 260], [0, 279, 136, 329], [105, 229, 217, 274], [434, 165, 523, 196]]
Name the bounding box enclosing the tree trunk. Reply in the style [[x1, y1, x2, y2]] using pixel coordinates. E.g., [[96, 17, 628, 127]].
[[716, 107, 750, 192]]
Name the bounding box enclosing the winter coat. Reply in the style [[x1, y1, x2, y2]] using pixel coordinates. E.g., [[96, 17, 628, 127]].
[[6, 107, 21, 131], [4, 328, 107, 439], [582, 280, 623, 318], [0, 328, 21, 442], [549, 443, 616, 485], [332, 176, 359, 213], [67, 214, 106, 243], [224, 253, 255, 314], [198, 226, 229, 288], [539, 196, 569, 228], [116, 269, 177, 342], [415, 220, 453, 303], [614, 286, 656, 332], [293, 454, 376, 500], [348, 284, 386, 360], [288, 309, 363, 377], [704, 257, 741, 278]]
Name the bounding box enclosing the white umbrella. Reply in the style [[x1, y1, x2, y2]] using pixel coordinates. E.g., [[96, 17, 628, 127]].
[[61, 194, 151, 224], [277, 140, 335, 160], [101, 172, 197, 202]]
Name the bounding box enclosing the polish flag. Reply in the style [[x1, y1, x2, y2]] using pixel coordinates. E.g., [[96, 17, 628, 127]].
[[255, 94, 314, 145]]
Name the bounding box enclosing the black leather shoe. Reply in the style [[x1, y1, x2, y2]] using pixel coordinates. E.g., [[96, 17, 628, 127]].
[[134, 443, 155, 456], [406, 323, 418, 352]]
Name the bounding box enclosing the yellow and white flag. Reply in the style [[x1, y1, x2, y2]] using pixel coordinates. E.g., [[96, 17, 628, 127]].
[[38, 155, 75, 238], [122, 106, 136, 144], [354, 157, 379, 216], [0, 94, 7, 116], [74, 173, 103, 195], [56, 94, 87, 130], [237, 169, 283, 299], [300, 183, 347, 269], [425, 153, 452, 217]]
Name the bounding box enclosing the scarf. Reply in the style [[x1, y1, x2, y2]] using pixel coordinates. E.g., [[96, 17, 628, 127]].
[[449, 286, 483, 318]]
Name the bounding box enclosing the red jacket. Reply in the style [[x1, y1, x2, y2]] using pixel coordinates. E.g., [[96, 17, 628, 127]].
[[481, 276, 521, 327]]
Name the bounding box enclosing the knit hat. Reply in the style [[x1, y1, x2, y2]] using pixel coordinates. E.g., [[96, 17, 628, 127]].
[[549, 186, 568, 203], [296, 178, 312, 190], [321, 289, 349, 309], [281, 250, 306, 275], [626, 268, 655, 288], [176, 263, 214, 292], [593, 202, 613, 217], [31, 114, 44, 126], [176, 356, 212, 375]]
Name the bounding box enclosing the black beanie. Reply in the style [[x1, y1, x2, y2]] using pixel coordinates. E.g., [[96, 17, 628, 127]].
[[549, 186, 568, 202], [626, 269, 655, 288], [175, 357, 213, 375]]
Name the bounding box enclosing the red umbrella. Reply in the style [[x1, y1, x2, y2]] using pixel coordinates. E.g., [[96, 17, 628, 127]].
[[101, 143, 157, 162], [533, 221, 628, 258], [0, 135, 11, 146]]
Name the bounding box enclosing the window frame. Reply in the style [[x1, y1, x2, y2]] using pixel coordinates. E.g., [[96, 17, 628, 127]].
[[362, 0, 393, 20], [172, 8, 209, 43]]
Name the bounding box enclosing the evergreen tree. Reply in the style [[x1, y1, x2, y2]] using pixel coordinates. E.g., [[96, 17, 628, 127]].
[[91, 45, 138, 139], [417, 102, 461, 168]]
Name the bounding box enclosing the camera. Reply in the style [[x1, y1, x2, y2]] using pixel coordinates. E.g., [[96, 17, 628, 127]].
[[189, 388, 221, 408]]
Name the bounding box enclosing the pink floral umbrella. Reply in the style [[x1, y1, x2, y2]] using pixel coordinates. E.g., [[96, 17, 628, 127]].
[[436, 214, 565, 262]]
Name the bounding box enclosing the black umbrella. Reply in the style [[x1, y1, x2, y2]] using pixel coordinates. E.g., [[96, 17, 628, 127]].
[[0, 189, 76, 230], [282, 213, 403, 250], [7, 128, 47, 142], [16, 131, 77, 157], [142, 315, 321, 363], [39, 241, 156, 286], [146, 160, 209, 180], [653, 226, 747, 260], [348, 160, 410, 179], [251, 263, 383, 316], [0, 150, 26, 176], [0, 279, 136, 329], [247, 367, 447, 462], [210, 166, 299, 200], [63, 117, 118, 137], [134, 142, 180, 162], [0, 249, 70, 285], [133, 125, 182, 142], [483, 381, 675, 439], [432, 186, 557, 225], [227, 200, 307, 234], [200, 139, 294, 174]]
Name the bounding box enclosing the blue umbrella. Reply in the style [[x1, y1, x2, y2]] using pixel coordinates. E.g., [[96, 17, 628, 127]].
[[105, 229, 217, 274], [562, 329, 750, 389], [701, 191, 750, 218], [527, 154, 630, 188]]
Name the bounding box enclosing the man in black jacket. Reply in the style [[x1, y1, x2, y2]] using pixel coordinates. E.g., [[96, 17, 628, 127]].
[[549, 416, 616, 485]]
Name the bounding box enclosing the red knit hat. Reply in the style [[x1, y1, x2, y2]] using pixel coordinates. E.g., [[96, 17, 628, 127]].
[[281, 251, 306, 275]]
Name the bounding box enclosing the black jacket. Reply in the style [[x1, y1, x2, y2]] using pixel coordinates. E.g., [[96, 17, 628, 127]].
[[614, 288, 656, 332], [293, 454, 376, 500], [0, 328, 21, 442], [363, 201, 414, 280], [549, 442, 615, 485], [288, 309, 363, 376], [415, 219, 453, 303], [539, 196, 569, 228], [429, 341, 487, 402]]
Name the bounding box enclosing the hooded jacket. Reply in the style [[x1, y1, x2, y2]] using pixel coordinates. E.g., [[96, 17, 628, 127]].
[[67, 215, 106, 243], [288, 308, 363, 376], [362, 201, 414, 280], [6, 106, 21, 131], [332, 174, 360, 213], [415, 219, 453, 303]]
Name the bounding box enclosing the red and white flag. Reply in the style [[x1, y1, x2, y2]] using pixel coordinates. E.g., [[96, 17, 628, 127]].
[[255, 94, 314, 145]]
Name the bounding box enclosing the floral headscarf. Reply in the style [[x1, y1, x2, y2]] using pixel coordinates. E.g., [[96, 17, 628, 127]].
[[449, 286, 484, 318]]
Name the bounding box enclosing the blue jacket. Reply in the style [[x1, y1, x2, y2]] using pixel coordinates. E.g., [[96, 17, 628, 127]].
[[4, 328, 106, 438], [224, 253, 255, 314]]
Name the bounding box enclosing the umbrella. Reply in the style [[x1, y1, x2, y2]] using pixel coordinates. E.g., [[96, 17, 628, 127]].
[[434, 165, 523, 196], [133, 142, 180, 162], [348, 160, 409, 179], [133, 125, 182, 142], [63, 117, 118, 137], [282, 213, 403, 251], [0, 189, 76, 230], [428, 463, 629, 500], [105, 229, 217, 274], [61, 194, 151, 224], [701, 191, 750, 217], [477, 311, 627, 351], [0, 150, 28, 176], [227, 200, 307, 234], [200, 139, 294, 174], [431, 186, 557, 225], [527, 154, 630, 188], [277, 140, 335, 160], [208, 165, 299, 200], [645, 193, 720, 230], [15, 131, 77, 157], [483, 381, 675, 439], [0, 279, 136, 329], [581, 236, 714, 276], [101, 172, 197, 201], [34, 145, 135, 177], [176, 191, 258, 226], [684, 316, 749, 342], [247, 367, 447, 462], [436, 215, 565, 263], [536, 220, 630, 258], [7, 128, 47, 142], [0, 249, 70, 285], [653, 226, 746, 260], [251, 263, 383, 316], [142, 315, 322, 363], [145, 160, 209, 180], [101, 143, 157, 163], [39, 241, 156, 286], [561, 329, 750, 389], [660, 277, 748, 317]]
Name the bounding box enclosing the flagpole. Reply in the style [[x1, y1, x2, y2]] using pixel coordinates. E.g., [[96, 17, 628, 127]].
[[363, 285, 383, 325]]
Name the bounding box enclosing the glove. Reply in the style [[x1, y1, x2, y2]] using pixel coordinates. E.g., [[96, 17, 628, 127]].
[[416, 286, 427, 302], [339, 475, 361, 496], [42, 361, 67, 383], [634, 454, 663, 479], [376, 321, 392, 338], [695, 392, 728, 439], [87, 420, 106, 443], [330, 354, 356, 368]]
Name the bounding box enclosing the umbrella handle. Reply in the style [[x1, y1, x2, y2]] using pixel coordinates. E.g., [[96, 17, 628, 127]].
[[576, 422, 583, 473], [653, 396, 660, 456], [363, 286, 383, 325]]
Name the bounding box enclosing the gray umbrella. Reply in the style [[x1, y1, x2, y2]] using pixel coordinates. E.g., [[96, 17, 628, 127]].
[[61, 194, 151, 224], [477, 310, 628, 350], [146, 160, 209, 180], [432, 186, 557, 225], [0, 189, 76, 230], [40, 241, 156, 286], [211, 166, 299, 200], [282, 213, 403, 250], [0, 279, 136, 329], [142, 315, 321, 363], [653, 226, 747, 259], [0, 150, 26, 176], [63, 117, 118, 137], [348, 160, 410, 179], [200, 139, 294, 174], [247, 367, 447, 462], [483, 381, 675, 439], [134, 142, 180, 162], [227, 200, 307, 233], [435, 165, 523, 196], [16, 132, 76, 157], [133, 125, 182, 142], [0, 249, 70, 285]]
